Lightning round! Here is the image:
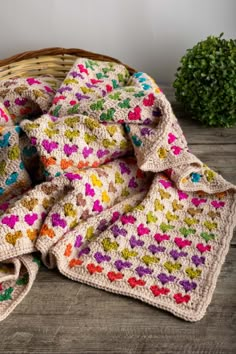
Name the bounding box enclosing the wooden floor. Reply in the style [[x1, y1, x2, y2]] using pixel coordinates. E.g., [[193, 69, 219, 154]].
[[1, 87, 235, 354]]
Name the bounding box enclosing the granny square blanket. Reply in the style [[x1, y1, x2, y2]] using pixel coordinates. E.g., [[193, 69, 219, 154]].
[[0, 59, 235, 322]]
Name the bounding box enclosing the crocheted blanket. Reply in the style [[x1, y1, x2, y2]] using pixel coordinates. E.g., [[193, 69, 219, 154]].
[[0, 59, 235, 322]]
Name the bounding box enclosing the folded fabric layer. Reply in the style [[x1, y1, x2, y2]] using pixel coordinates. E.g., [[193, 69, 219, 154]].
[[0, 58, 235, 322]]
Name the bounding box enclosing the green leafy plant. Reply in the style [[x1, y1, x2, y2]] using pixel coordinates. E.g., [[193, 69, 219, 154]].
[[173, 34, 236, 127]]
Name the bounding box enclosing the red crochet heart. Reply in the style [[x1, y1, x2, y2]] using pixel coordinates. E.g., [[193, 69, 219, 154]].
[[174, 293, 190, 304], [150, 285, 170, 297], [107, 271, 124, 282], [128, 277, 146, 288], [87, 263, 103, 275]]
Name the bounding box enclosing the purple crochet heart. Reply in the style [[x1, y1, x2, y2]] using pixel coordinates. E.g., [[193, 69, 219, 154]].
[[148, 244, 166, 254], [191, 255, 205, 267], [170, 250, 188, 261], [158, 273, 176, 285], [129, 235, 144, 248], [135, 266, 153, 277], [179, 280, 197, 292], [111, 225, 127, 237], [114, 260, 132, 271], [94, 252, 111, 264]]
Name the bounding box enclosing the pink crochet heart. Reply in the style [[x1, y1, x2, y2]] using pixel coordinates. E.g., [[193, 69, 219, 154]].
[[137, 223, 150, 236], [154, 233, 170, 243], [171, 145, 182, 155], [211, 200, 225, 209], [120, 215, 136, 225], [196, 243, 211, 254], [64, 144, 78, 157], [159, 179, 172, 189], [42, 139, 58, 153], [2, 215, 19, 229], [92, 200, 103, 212], [168, 133, 177, 144], [191, 198, 207, 207], [174, 237, 192, 249], [85, 183, 95, 197], [178, 190, 188, 200], [24, 213, 38, 226], [82, 147, 93, 159]]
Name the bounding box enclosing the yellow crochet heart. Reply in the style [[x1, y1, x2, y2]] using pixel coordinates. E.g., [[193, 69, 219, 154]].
[[64, 116, 80, 127], [158, 188, 171, 200], [142, 255, 159, 266], [164, 261, 182, 273], [203, 220, 217, 231], [166, 211, 179, 222], [154, 199, 164, 211], [91, 174, 103, 187], [85, 117, 100, 130], [5, 231, 23, 246], [65, 130, 79, 141], [172, 200, 183, 211], [64, 78, 78, 85], [102, 238, 119, 252], [121, 188, 130, 197], [8, 145, 20, 160], [102, 191, 110, 203], [27, 229, 37, 241], [42, 197, 55, 210], [102, 139, 116, 148], [84, 132, 97, 144], [121, 248, 138, 260], [157, 147, 168, 159], [106, 125, 117, 136], [184, 217, 199, 226], [64, 203, 77, 218], [0, 160, 7, 176], [120, 139, 129, 150], [185, 267, 202, 279], [81, 86, 94, 94], [146, 211, 157, 223], [44, 128, 59, 138], [123, 204, 133, 213], [86, 226, 94, 241], [115, 172, 124, 184], [21, 198, 38, 211]]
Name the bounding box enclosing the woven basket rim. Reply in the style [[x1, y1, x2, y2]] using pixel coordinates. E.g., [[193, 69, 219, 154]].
[[0, 47, 136, 73]]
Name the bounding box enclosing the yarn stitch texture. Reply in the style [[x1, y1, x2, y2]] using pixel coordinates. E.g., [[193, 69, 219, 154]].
[[0, 58, 235, 322]]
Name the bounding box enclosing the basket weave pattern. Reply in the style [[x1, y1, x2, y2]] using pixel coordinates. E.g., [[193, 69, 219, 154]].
[[0, 47, 136, 81]]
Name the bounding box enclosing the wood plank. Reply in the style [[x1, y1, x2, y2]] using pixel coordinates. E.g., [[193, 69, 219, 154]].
[[189, 144, 236, 184], [0, 248, 236, 353], [162, 86, 236, 145]]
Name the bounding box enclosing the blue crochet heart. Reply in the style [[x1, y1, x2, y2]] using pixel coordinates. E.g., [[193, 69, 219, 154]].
[[132, 135, 142, 147], [5, 172, 19, 185]]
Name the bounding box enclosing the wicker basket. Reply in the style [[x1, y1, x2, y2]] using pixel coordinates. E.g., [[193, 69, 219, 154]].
[[0, 47, 136, 82]]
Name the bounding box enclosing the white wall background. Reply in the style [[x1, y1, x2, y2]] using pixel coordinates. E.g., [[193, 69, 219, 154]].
[[1, 0, 235, 84]]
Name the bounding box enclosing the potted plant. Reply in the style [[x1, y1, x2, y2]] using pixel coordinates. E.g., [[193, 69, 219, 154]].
[[173, 33, 236, 127]]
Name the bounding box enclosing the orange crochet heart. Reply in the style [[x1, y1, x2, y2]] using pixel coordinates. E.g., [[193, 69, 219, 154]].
[[40, 224, 55, 238], [77, 161, 89, 169], [69, 258, 83, 268], [64, 243, 72, 257], [41, 156, 56, 167], [60, 159, 74, 170]]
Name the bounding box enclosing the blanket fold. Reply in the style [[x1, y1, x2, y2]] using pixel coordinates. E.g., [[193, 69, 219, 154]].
[[0, 58, 235, 322]]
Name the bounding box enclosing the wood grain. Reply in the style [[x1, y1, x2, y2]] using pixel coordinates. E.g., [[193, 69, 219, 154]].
[[0, 87, 235, 354]]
